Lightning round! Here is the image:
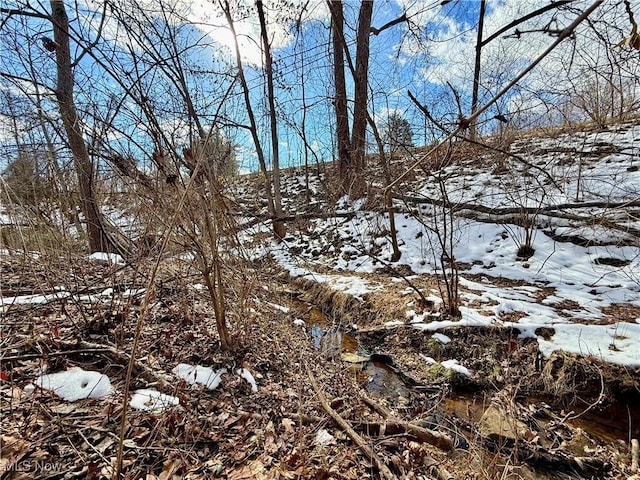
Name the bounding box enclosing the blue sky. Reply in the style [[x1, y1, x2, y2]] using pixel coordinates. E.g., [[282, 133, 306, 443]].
[[1, 0, 638, 173]]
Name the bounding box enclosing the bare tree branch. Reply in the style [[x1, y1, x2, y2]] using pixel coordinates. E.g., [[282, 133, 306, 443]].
[[481, 0, 573, 46], [389, 0, 604, 192], [371, 13, 407, 35]]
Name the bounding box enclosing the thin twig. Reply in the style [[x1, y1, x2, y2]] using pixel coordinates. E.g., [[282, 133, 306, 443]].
[[388, 0, 603, 192], [113, 153, 207, 480], [2, 348, 110, 362]]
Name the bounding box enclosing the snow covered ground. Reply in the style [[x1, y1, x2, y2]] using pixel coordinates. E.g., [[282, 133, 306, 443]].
[[248, 123, 640, 366]]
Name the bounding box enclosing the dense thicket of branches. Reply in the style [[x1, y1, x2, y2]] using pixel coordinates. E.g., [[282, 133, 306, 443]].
[[0, 0, 638, 336]]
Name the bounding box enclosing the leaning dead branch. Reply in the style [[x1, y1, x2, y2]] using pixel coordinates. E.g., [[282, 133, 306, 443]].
[[395, 193, 640, 217], [307, 368, 397, 480]]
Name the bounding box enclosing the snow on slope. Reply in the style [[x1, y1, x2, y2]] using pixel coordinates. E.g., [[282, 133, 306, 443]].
[[249, 123, 640, 366]]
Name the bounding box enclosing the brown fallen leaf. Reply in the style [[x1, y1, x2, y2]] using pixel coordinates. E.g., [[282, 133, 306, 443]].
[[0, 435, 30, 472], [227, 459, 266, 480], [281, 418, 295, 435], [159, 457, 183, 480]]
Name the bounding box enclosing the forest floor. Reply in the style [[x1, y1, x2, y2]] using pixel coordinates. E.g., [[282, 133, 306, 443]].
[[2, 121, 640, 479]]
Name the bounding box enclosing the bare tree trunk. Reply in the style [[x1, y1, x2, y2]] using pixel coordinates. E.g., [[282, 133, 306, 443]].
[[366, 113, 401, 261], [221, 0, 281, 237], [200, 205, 232, 350], [23, 48, 84, 235], [37, 95, 83, 234], [328, 0, 372, 195], [256, 0, 286, 239], [350, 0, 373, 186], [50, 0, 116, 253], [470, 0, 486, 141], [297, 26, 311, 203], [327, 0, 351, 188]]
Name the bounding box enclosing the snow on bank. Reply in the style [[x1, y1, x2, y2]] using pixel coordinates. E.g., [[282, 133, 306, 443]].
[[269, 242, 383, 300], [536, 322, 640, 366], [253, 124, 640, 366], [263, 216, 640, 365]]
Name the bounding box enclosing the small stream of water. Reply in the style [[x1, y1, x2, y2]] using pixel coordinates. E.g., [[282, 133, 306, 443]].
[[303, 303, 638, 445]]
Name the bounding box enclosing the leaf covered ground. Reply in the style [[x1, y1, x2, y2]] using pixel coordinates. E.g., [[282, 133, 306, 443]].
[[2, 122, 640, 479]]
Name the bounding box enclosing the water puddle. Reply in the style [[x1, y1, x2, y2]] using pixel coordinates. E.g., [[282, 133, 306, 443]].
[[306, 305, 411, 405], [359, 361, 412, 405]]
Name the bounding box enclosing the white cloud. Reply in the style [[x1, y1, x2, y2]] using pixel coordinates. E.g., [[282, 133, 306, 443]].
[[100, 0, 328, 66], [394, 0, 640, 123]]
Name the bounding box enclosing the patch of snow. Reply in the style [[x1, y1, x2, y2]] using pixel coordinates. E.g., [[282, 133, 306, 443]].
[[385, 320, 404, 328], [421, 354, 473, 377], [88, 252, 125, 265], [35, 367, 113, 401], [267, 302, 290, 313], [1, 291, 72, 311], [537, 322, 640, 366], [236, 368, 258, 393], [172, 364, 227, 390], [431, 333, 451, 344], [315, 429, 335, 445], [121, 289, 146, 299], [130, 389, 181, 412], [440, 359, 472, 377]]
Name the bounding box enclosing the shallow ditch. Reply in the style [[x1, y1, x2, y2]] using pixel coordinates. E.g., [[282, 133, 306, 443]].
[[294, 292, 640, 451]]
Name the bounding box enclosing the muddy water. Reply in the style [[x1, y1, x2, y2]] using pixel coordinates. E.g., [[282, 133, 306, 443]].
[[359, 361, 412, 405], [303, 303, 639, 444], [305, 305, 411, 404], [445, 393, 639, 443]]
